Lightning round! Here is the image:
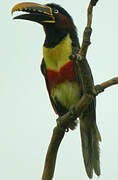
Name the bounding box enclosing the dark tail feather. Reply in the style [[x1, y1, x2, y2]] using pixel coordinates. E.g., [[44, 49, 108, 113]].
[[80, 121, 101, 178]]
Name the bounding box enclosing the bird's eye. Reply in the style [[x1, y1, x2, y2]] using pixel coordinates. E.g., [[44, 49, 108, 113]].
[[53, 9, 59, 14]]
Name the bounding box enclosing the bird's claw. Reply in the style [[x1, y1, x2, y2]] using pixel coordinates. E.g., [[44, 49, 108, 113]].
[[68, 106, 78, 130], [56, 117, 69, 132], [56, 107, 78, 132], [69, 106, 77, 118], [95, 85, 104, 95]]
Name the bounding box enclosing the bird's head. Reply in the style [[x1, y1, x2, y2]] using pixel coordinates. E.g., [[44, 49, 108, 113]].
[[11, 2, 76, 29], [11, 2, 79, 47]]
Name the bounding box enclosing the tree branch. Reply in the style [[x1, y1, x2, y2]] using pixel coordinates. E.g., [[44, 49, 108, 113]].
[[41, 1, 118, 180], [95, 77, 118, 95], [42, 127, 65, 180], [56, 77, 118, 127], [41, 76, 118, 180]]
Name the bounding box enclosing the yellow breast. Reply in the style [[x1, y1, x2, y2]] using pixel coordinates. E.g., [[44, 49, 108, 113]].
[[43, 34, 72, 71]]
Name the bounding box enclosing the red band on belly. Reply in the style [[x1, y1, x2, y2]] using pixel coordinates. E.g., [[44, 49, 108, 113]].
[[47, 60, 76, 89]]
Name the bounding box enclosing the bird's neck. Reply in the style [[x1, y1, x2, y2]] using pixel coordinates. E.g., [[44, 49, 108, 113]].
[[43, 24, 80, 49], [43, 25, 67, 48]]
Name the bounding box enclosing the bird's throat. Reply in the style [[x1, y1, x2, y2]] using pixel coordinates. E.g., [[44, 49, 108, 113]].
[[43, 24, 68, 48], [43, 34, 72, 71]]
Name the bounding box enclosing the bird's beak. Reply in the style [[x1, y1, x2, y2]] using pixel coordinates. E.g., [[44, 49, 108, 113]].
[[11, 2, 55, 24]]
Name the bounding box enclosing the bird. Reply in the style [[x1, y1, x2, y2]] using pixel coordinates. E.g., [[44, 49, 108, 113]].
[[11, 2, 101, 178]]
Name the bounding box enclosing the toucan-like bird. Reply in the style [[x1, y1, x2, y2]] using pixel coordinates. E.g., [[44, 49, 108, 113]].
[[11, 2, 101, 178]]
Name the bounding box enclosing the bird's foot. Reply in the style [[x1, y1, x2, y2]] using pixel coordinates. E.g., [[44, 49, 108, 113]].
[[95, 85, 104, 95], [69, 106, 77, 117], [68, 106, 78, 130], [56, 106, 78, 132], [56, 117, 69, 132]]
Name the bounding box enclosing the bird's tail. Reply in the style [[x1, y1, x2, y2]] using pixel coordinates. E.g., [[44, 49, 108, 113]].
[[80, 119, 101, 178]]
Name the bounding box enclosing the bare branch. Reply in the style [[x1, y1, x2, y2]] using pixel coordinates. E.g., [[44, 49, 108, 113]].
[[99, 77, 118, 89], [87, 2, 93, 28], [42, 127, 65, 180], [95, 77, 118, 95], [41, 1, 118, 180], [41, 76, 118, 180], [79, 0, 99, 57]]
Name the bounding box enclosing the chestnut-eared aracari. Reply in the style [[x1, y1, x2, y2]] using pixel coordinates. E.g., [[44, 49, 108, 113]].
[[11, 2, 101, 178]]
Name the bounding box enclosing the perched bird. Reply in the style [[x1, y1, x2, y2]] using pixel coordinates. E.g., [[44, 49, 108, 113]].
[[11, 2, 101, 178]]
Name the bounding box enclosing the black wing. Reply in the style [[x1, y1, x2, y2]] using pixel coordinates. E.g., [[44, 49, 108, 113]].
[[73, 55, 101, 177]]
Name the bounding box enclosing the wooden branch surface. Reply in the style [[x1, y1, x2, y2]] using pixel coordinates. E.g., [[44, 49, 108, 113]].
[[42, 127, 65, 180], [99, 77, 118, 89], [41, 1, 118, 180]]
